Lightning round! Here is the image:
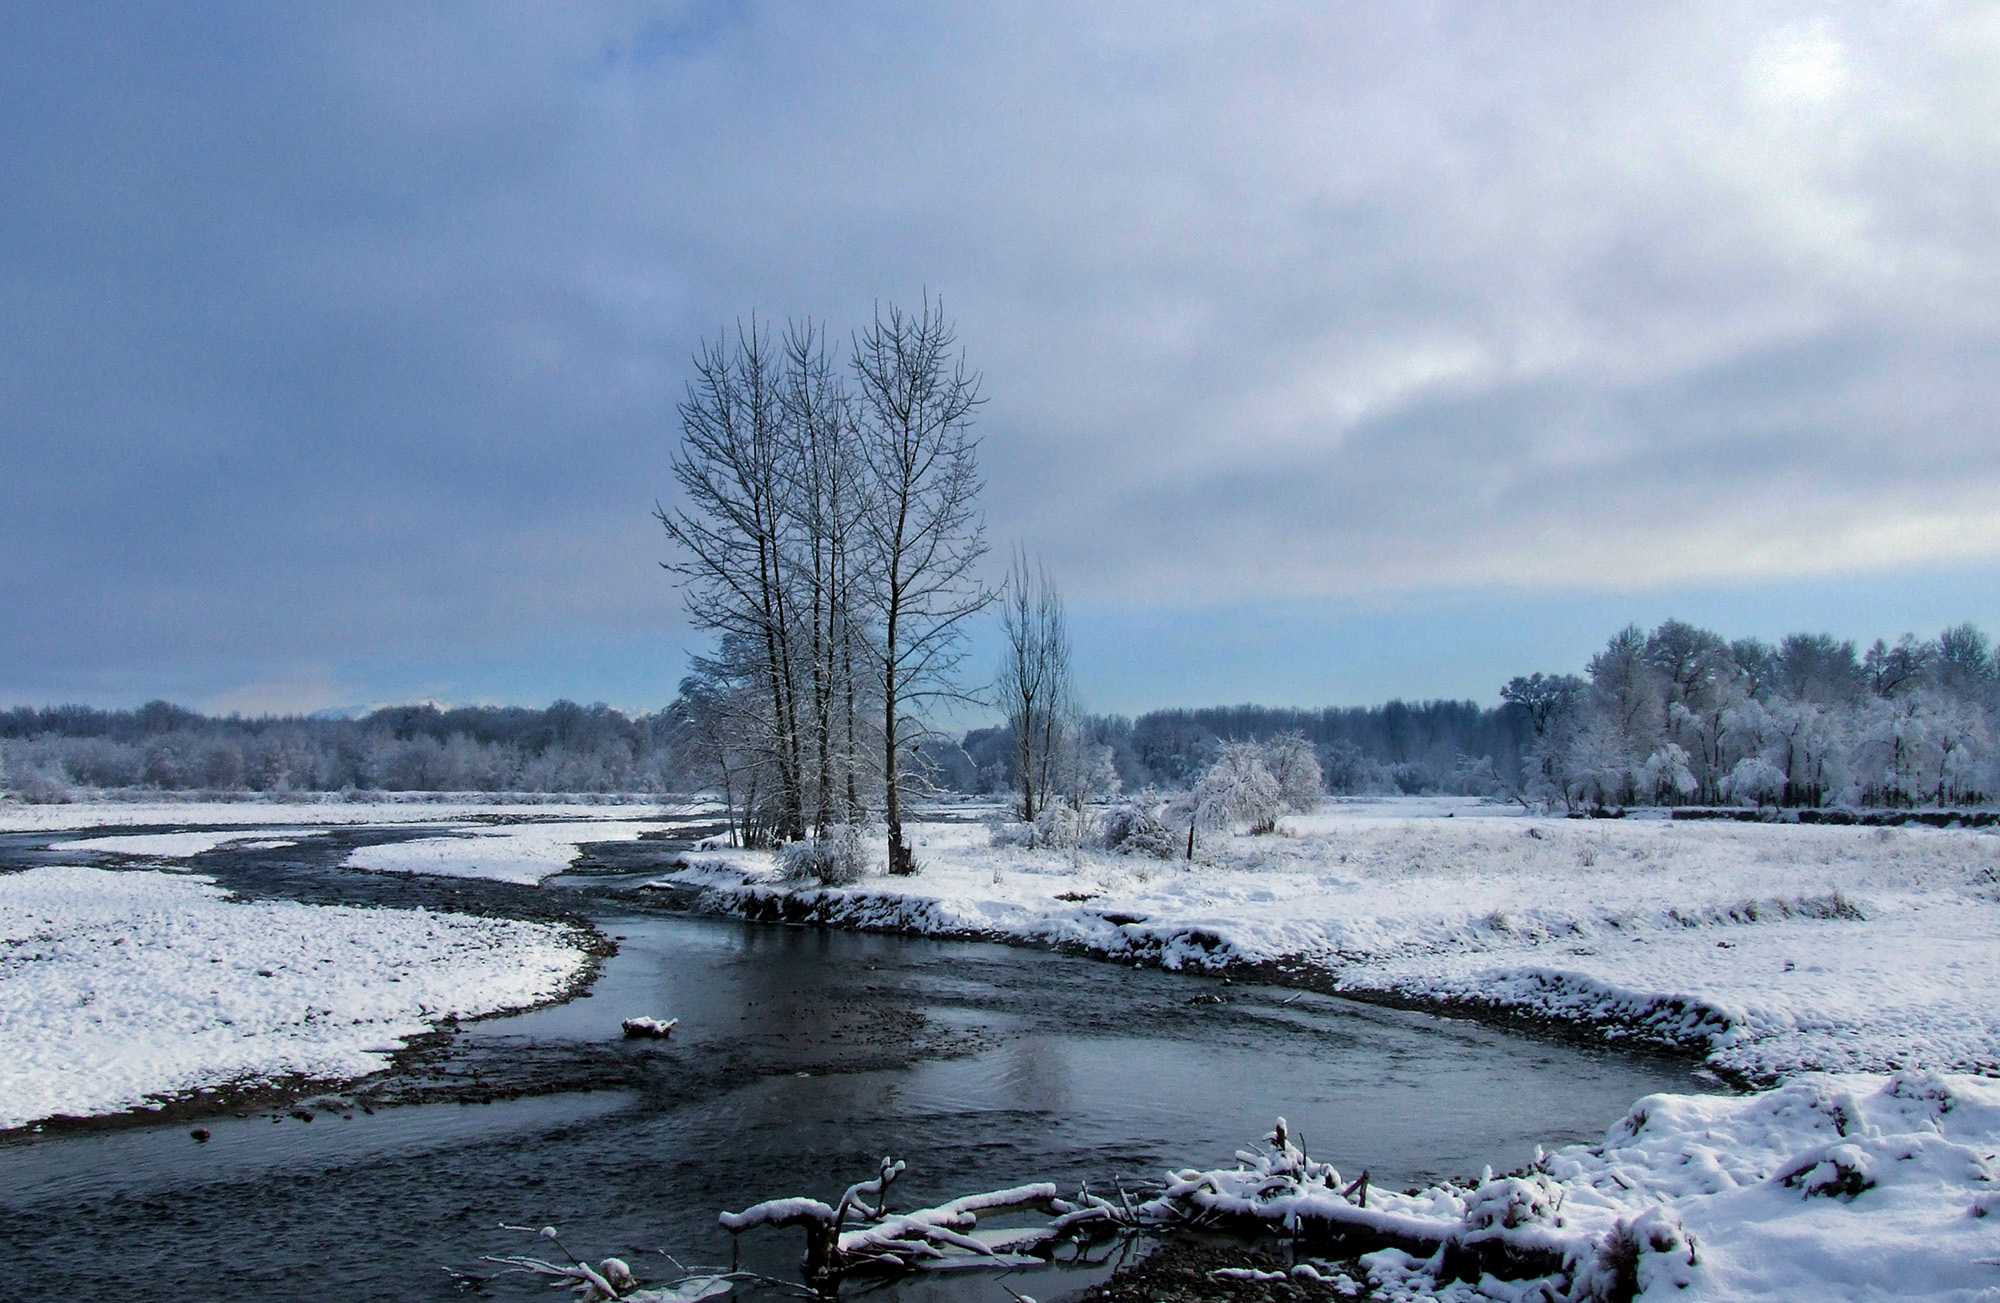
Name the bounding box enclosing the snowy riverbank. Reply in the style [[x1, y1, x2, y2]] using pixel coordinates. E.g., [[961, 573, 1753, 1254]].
[[0, 865, 593, 1130], [657, 800, 2000, 1083], [1120, 1070, 2000, 1301]]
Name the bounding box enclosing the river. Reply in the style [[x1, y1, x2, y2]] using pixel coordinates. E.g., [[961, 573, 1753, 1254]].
[[0, 818, 1713, 1302]]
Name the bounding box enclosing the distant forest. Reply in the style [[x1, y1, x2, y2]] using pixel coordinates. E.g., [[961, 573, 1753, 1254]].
[[0, 701, 679, 800], [4, 617, 1995, 809], [0, 695, 1519, 803]]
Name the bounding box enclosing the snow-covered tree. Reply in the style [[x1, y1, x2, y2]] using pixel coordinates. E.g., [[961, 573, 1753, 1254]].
[[1261, 731, 1323, 813], [1640, 742, 1698, 804], [1722, 755, 1786, 806], [1193, 741, 1282, 833]]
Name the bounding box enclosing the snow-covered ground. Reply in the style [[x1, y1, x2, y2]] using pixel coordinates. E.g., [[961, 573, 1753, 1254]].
[[0, 864, 593, 1129], [343, 819, 663, 885], [659, 800, 2000, 1082]]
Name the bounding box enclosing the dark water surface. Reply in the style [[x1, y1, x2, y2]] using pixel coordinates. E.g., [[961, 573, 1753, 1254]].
[[0, 821, 1712, 1302]]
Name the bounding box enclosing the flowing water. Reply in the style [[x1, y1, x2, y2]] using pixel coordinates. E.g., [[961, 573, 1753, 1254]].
[[0, 821, 1715, 1302]]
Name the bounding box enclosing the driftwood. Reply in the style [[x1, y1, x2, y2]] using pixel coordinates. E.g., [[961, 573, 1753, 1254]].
[[718, 1156, 1129, 1289], [718, 1122, 1598, 1296]]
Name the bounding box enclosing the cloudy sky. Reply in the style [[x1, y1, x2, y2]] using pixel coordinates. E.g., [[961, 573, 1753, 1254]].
[[5, 2, 1998, 717]]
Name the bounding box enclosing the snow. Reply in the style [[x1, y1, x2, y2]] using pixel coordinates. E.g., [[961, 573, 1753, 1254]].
[[1547, 1072, 2000, 1301], [51, 829, 321, 859], [343, 819, 662, 885], [1153, 1072, 2000, 1301], [656, 805, 2000, 1081], [0, 864, 591, 1129]]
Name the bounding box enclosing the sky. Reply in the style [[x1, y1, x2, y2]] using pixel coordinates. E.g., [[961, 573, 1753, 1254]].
[[4, 2, 1998, 720]]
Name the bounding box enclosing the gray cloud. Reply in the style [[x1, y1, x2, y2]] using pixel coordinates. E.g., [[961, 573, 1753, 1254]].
[[3, 2, 1996, 709]]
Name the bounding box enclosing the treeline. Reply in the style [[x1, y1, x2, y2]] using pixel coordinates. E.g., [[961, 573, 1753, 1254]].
[[9, 619, 1995, 813], [930, 702, 1527, 797], [922, 619, 2000, 812], [0, 701, 682, 799], [1506, 621, 2000, 811]]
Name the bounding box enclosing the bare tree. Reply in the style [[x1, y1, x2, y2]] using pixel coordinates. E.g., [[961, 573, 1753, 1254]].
[[779, 320, 875, 832], [995, 547, 1074, 823], [656, 322, 807, 843], [851, 297, 993, 874]]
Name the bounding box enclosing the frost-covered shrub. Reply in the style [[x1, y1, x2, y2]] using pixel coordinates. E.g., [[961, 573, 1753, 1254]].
[[1194, 741, 1282, 833], [987, 804, 1093, 850], [1037, 802, 1098, 849], [986, 819, 1035, 848], [779, 825, 870, 886], [1096, 800, 1180, 858], [0, 749, 73, 804]]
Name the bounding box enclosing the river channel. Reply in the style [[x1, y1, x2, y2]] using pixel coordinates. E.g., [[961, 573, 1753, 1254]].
[[0, 819, 1714, 1302]]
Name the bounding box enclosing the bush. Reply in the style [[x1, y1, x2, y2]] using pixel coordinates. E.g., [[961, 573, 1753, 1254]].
[[779, 825, 871, 886], [0, 750, 72, 804], [986, 804, 1093, 851], [1033, 802, 1088, 849], [1097, 800, 1181, 858], [1194, 741, 1282, 833], [1262, 732, 1323, 812], [987, 819, 1036, 848]]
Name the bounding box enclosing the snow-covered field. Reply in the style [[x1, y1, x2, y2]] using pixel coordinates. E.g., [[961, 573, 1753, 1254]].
[[13, 796, 705, 886], [0, 864, 592, 1129], [660, 800, 2000, 1083]]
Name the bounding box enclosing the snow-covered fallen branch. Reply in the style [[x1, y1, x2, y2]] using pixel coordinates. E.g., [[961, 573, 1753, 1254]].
[[719, 1156, 1104, 1286]]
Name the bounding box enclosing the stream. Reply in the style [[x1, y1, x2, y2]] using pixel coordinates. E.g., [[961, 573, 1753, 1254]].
[[0, 818, 1715, 1302]]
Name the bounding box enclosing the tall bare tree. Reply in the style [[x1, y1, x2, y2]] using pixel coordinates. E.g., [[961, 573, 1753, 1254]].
[[996, 547, 1073, 823], [656, 322, 807, 842], [851, 297, 992, 874], [779, 320, 874, 832]]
